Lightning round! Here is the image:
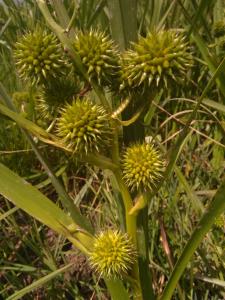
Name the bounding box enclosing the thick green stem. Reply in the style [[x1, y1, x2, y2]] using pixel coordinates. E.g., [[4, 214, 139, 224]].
[[83, 153, 118, 171], [113, 170, 142, 298], [105, 278, 130, 300], [110, 118, 142, 298], [51, 0, 74, 34], [114, 171, 135, 239]]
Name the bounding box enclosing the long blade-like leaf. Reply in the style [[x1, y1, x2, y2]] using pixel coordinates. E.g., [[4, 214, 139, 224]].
[[7, 263, 73, 300], [0, 163, 74, 235], [160, 179, 225, 300]]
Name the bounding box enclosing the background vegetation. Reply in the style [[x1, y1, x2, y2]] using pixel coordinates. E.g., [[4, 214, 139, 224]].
[[0, 0, 225, 299]]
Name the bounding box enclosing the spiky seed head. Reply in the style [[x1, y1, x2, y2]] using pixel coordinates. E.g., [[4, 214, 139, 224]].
[[89, 230, 136, 278], [214, 214, 225, 228], [120, 30, 192, 92], [122, 143, 164, 191], [12, 91, 30, 105], [36, 77, 81, 120], [218, 37, 225, 51], [12, 91, 39, 119], [213, 21, 225, 38], [57, 98, 111, 154], [74, 29, 120, 86], [14, 29, 67, 85]]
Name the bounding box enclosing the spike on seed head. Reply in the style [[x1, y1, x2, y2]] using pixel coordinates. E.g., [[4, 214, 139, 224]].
[[14, 29, 67, 85], [214, 214, 225, 228], [89, 230, 136, 278], [122, 143, 165, 191], [74, 30, 120, 86], [120, 30, 192, 93], [57, 98, 112, 154]]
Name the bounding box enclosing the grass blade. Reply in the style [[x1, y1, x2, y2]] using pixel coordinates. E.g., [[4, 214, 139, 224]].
[[202, 98, 225, 114], [160, 179, 225, 300], [6, 263, 73, 300], [0, 163, 93, 254], [0, 206, 18, 221], [0, 163, 74, 235], [107, 0, 137, 50]]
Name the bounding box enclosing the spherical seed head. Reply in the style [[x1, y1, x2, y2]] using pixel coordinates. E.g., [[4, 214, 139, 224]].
[[214, 214, 225, 228], [89, 230, 136, 278], [14, 29, 67, 85], [12, 91, 39, 120], [218, 37, 225, 51], [12, 91, 30, 105], [120, 30, 192, 92], [57, 98, 111, 154], [213, 21, 225, 38], [36, 77, 81, 120], [122, 143, 164, 191], [74, 29, 120, 86]]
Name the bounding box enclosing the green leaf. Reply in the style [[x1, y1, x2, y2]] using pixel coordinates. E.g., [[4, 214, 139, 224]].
[[0, 163, 73, 236], [160, 179, 225, 300], [105, 278, 130, 300], [0, 82, 93, 233], [0, 163, 94, 254], [202, 98, 225, 114], [0, 206, 19, 221], [7, 263, 73, 300], [0, 102, 63, 149], [196, 275, 225, 288], [177, 2, 225, 97], [174, 166, 204, 212], [107, 0, 137, 50]]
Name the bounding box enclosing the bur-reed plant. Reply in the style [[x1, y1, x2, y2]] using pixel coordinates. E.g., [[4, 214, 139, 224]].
[[0, 1, 225, 299]]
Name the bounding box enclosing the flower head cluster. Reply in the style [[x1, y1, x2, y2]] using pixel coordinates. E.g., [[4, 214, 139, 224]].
[[89, 230, 136, 278], [214, 214, 225, 228], [57, 98, 111, 154], [36, 77, 80, 120], [74, 30, 120, 86], [120, 30, 192, 92], [213, 20, 225, 38], [14, 29, 66, 85], [122, 143, 164, 191]]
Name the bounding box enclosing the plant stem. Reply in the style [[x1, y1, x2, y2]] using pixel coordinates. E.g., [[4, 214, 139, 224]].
[[51, 0, 74, 34], [105, 278, 130, 300], [113, 169, 142, 298], [107, 0, 138, 50], [110, 116, 142, 298], [65, 0, 77, 33], [83, 153, 118, 171]]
